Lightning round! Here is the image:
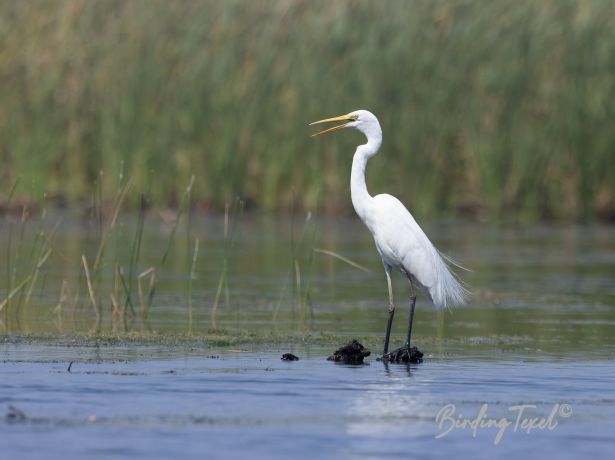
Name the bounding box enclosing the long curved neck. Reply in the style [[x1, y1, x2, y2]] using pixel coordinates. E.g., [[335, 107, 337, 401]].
[[351, 134, 381, 229]]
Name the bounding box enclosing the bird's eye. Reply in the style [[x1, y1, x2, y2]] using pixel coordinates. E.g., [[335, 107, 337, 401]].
[[350, 115, 359, 121]]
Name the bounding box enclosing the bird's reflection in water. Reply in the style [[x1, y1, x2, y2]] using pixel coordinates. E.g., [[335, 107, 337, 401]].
[[381, 361, 412, 377], [345, 362, 436, 438]]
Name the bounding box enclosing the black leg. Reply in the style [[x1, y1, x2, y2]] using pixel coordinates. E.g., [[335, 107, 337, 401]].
[[383, 308, 395, 355], [405, 295, 416, 350]]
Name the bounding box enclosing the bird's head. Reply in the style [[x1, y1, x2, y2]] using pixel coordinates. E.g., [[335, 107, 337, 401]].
[[310, 109, 381, 141]]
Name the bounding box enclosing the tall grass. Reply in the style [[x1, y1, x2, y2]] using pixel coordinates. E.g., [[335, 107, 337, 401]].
[[0, 204, 55, 330], [1, 0, 614, 220], [0, 175, 207, 334], [211, 200, 243, 328]]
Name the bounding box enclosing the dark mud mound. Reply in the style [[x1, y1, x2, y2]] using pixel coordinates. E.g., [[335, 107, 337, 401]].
[[281, 353, 299, 361], [327, 340, 371, 364], [6, 405, 27, 423], [379, 346, 424, 364]]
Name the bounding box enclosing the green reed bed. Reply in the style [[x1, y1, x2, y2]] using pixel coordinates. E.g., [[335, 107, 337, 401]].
[[1, 0, 614, 221]]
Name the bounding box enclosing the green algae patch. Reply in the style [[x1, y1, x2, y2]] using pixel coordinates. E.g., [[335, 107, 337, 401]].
[[0, 330, 350, 349]]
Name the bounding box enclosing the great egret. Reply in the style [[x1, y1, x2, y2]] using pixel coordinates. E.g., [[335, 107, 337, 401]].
[[311, 110, 468, 358]]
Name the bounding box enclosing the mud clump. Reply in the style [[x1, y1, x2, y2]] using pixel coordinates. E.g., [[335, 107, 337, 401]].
[[327, 340, 371, 364], [281, 353, 299, 361], [379, 346, 423, 364], [6, 405, 27, 423]]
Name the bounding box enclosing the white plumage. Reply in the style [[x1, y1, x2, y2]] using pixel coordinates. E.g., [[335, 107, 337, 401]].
[[311, 109, 468, 355], [341, 109, 467, 310], [369, 193, 467, 310]]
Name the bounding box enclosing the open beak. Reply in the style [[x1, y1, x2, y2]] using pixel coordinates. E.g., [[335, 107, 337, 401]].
[[309, 113, 354, 137]]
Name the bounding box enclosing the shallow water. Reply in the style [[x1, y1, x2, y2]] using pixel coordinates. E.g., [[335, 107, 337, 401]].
[[1, 214, 615, 457], [2, 344, 614, 459]]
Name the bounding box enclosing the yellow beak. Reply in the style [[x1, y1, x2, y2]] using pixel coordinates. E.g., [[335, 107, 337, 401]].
[[309, 113, 354, 137]]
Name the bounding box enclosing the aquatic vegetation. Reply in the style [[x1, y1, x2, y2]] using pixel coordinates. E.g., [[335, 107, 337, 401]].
[[2, 330, 346, 348], [327, 340, 371, 364], [0, 175, 371, 337], [0, 187, 56, 327], [211, 200, 243, 329], [1, 176, 205, 335], [1, 175, 614, 353], [272, 210, 317, 329]]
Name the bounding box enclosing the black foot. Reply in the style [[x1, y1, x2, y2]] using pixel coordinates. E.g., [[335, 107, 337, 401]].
[[378, 345, 423, 364]]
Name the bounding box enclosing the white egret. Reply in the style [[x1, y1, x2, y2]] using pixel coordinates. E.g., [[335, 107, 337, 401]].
[[311, 110, 468, 358]]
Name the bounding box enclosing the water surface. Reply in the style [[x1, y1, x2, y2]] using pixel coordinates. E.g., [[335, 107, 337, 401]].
[[1, 214, 614, 458]]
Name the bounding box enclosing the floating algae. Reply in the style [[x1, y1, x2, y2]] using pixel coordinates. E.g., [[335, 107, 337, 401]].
[[281, 353, 299, 361], [379, 346, 424, 364], [327, 340, 371, 364]]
